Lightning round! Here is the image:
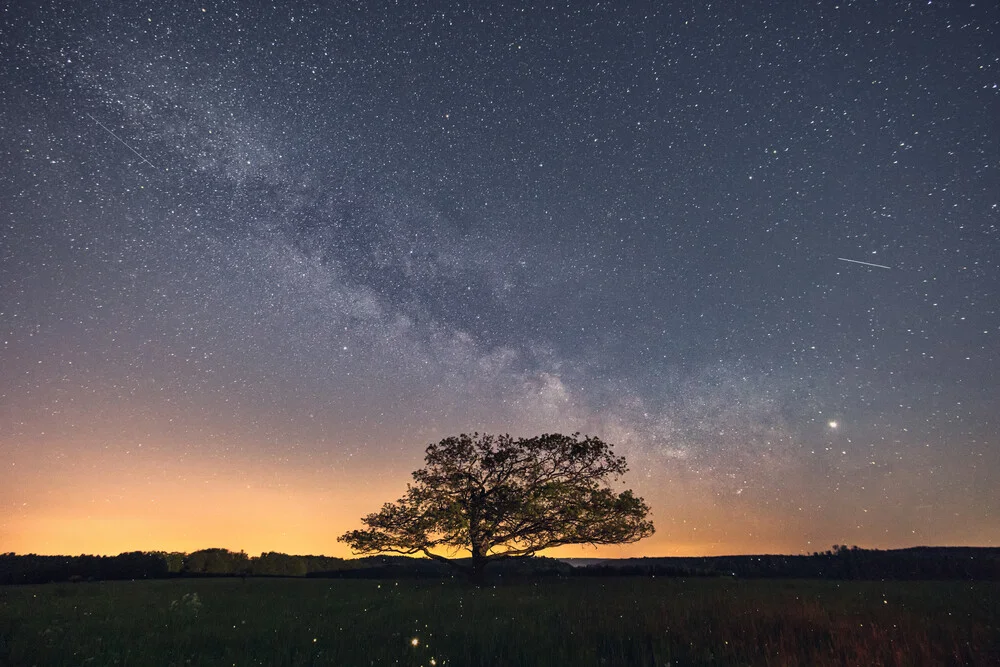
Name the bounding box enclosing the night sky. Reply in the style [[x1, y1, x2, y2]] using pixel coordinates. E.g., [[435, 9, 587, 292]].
[[2, 1, 997, 558]]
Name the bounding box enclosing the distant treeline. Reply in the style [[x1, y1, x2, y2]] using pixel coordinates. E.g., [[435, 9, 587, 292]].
[[2, 545, 997, 585], [0, 549, 569, 585], [577, 545, 1000, 581]]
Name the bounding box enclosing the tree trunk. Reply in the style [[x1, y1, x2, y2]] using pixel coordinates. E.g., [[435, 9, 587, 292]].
[[470, 554, 487, 587], [470, 539, 487, 587]]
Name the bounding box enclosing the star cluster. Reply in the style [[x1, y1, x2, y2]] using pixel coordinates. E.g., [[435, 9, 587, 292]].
[[1, 0, 997, 556]]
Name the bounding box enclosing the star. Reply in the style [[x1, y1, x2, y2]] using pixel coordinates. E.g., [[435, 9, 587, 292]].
[[2, 0, 995, 558]]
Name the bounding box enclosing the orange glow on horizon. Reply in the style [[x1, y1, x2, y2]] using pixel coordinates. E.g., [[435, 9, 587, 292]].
[[3, 436, 997, 558]]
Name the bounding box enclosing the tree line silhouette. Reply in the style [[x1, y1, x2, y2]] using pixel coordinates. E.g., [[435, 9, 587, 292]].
[[0, 550, 346, 584], [577, 546, 1000, 580], [1, 545, 997, 585]]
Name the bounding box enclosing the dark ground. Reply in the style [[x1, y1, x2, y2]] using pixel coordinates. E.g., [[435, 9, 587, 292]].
[[2, 576, 997, 666]]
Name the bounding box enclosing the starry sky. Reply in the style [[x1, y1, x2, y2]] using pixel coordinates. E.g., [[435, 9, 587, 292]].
[[1, 0, 998, 558]]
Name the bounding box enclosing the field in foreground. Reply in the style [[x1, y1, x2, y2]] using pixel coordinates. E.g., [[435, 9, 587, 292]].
[[1, 577, 997, 666]]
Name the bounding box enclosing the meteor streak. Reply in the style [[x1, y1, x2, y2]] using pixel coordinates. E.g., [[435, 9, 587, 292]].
[[836, 257, 891, 270], [87, 113, 157, 169]]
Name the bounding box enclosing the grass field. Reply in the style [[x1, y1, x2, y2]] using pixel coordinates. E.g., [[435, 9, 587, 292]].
[[1, 576, 996, 666]]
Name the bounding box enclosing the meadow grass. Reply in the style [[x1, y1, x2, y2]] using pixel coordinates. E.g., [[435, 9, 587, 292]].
[[1, 576, 996, 666]]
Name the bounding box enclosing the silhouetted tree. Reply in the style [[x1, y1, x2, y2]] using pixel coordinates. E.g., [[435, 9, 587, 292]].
[[339, 432, 654, 584], [161, 552, 185, 574], [184, 548, 249, 575], [253, 552, 308, 576]]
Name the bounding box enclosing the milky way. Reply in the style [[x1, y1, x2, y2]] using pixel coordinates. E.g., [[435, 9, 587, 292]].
[[1, 1, 997, 556]]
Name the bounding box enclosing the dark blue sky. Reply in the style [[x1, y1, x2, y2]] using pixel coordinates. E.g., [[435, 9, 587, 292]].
[[1, 0, 997, 555]]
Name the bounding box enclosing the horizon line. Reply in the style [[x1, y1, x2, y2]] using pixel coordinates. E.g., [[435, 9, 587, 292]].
[[5, 544, 997, 559]]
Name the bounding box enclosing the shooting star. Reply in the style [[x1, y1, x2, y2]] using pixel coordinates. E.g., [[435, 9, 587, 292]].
[[836, 257, 891, 270], [87, 113, 157, 170]]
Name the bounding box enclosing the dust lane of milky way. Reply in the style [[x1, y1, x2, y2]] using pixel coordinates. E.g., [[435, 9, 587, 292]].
[[0, 0, 997, 557]]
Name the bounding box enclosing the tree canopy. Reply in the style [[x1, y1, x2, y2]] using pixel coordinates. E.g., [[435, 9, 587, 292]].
[[338, 432, 654, 582]]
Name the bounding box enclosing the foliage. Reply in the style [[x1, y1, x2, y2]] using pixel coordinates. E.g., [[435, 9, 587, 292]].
[[0, 551, 168, 584], [578, 546, 1000, 580], [339, 433, 654, 581], [252, 552, 309, 577], [2, 577, 997, 666], [168, 592, 202, 617], [161, 552, 185, 574], [184, 548, 250, 576]]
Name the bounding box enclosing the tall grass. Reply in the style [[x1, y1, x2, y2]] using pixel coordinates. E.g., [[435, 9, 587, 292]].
[[1, 577, 996, 665]]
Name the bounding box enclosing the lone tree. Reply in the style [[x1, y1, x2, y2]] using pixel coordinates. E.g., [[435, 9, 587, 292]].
[[339, 432, 654, 584]]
